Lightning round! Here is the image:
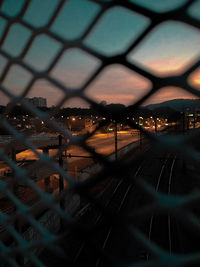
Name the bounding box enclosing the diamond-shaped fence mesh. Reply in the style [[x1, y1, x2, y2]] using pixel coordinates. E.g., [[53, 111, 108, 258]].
[[0, 0, 200, 266]]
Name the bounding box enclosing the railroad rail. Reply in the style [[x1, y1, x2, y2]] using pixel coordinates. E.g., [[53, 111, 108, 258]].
[[147, 155, 177, 260]]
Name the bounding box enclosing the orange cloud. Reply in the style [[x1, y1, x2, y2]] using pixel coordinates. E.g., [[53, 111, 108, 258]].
[[86, 64, 151, 105], [145, 57, 190, 76]]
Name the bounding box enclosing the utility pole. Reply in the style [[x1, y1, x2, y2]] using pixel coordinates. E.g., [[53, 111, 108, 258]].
[[58, 135, 64, 192], [114, 122, 118, 160], [43, 148, 51, 192], [12, 148, 23, 265], [139, 117, 143, 147], [182, 108, 185, 134], [193, 107, 196, 129], [11, 148, 18, 198], [186, 107, 190, 131], [139, 130, 142, 148], [58, 135, 65, 230]]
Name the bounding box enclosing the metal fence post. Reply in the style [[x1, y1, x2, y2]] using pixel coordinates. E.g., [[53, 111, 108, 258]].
[[43, 148, 51, 192], [11, 148, 18, 199], [11, 148, 24, 265], [114, 122, 118, 161], [58, 135, 65, 230], [58, 135, 64, 192], [0, 1, 200, 265]]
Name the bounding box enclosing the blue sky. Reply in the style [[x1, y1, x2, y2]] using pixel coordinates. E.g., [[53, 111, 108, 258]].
[[0, 0, 200, 107]]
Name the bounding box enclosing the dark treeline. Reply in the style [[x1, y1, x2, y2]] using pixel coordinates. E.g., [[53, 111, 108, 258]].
[[0, 105, 96, 117], [0, 104, 181, 123]]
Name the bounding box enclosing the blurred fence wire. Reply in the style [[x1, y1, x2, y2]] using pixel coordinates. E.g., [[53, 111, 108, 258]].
[[0, 0, 200, 266]]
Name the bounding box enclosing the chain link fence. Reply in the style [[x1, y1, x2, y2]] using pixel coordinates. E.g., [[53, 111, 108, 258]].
[[0, 0, 200, 266]]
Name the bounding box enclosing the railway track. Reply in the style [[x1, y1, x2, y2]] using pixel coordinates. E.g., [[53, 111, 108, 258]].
[[140, 151, 200, 265], [72, 161, 144, 266], [72, 150, 178, 266], [38, 142, 200, 266], [40, 157, 145, 266], [93, 163, 143, 267], [40, 146, 183, 266], [146, 155, 177, 260], [8, 143, 198, 266]]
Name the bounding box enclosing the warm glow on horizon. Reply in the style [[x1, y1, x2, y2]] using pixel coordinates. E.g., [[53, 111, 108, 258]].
[[188, 69, 200, 89], [147, 59, 187, 75], [194, 78, 200, 85], [86, 64, 152, 106], [196, 79, 200, 84]]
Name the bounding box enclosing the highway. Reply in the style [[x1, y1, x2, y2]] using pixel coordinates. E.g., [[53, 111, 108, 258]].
[[0, 131, 139, 180], [0, 131, 139, 211], [14, 131, 139, 161]]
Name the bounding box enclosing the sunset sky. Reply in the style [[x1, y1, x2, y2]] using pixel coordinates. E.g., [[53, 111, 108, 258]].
[[0, 0, 200, 107]]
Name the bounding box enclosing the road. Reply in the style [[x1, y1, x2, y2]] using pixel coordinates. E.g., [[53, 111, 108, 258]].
[[0, 131, 139, 180], [0, 131, 139, 209], [13, 131, 139, 161]]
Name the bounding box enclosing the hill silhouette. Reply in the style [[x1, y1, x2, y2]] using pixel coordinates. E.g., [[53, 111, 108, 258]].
[[146, 98, 200, 112]]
